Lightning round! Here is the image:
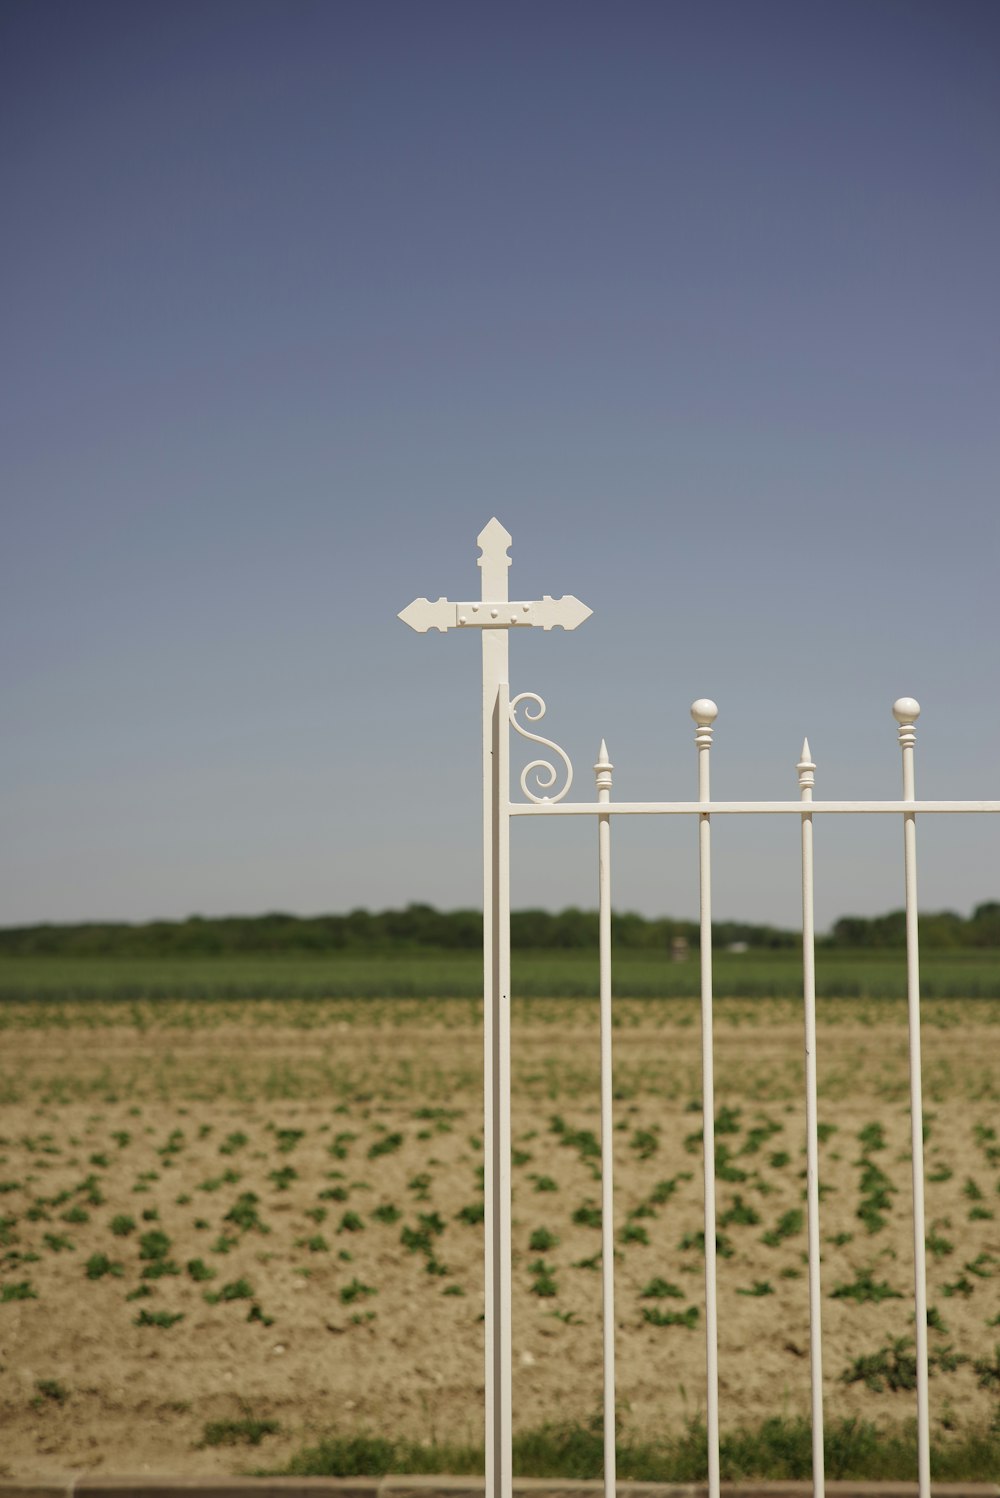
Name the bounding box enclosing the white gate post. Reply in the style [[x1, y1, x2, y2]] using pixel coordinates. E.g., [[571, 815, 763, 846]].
[[480, 522, 513, 1498], [400, 522, 591, 1498]]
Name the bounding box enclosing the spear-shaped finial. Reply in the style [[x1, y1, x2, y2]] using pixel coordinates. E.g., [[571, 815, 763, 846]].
[[797, 737, 816, 796], [594, 739, 613, 798]]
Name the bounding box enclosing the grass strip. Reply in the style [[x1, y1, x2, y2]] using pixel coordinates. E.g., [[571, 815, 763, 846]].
[[272, 1415, 1000, 1482], [2, 949, 1000, 1002]]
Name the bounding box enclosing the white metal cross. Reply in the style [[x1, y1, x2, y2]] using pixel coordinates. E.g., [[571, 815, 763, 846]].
[[399, 518, 591, 1498], [399, 518, 592, 635]]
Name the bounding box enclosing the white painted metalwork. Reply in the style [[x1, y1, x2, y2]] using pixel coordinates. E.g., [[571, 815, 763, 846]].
[[481, 528, 512, 1498], [509, 799, 1000, 815], [797, 737, 824, 1498], [595, 738, 615, 1498], [399, 593, 592, 633], [510, 692, 574, 803], [692, 699, 721, 1498], [895, 697, 932, 1498], [400, 521, 999, 1498], [400, 520, 592, 1498]]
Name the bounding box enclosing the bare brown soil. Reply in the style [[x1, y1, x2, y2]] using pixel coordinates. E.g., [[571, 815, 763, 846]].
[[0, 996, 997, 1480]]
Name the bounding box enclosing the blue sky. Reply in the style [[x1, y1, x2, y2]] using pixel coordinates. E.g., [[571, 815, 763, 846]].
[[2, 0, 998, 931]]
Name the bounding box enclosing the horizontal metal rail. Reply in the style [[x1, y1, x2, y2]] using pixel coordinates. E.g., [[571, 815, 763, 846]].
[[509, 799, 1000, 816]]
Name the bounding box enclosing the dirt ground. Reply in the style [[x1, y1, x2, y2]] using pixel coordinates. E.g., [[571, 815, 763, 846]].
[[0, 996, 998, 1479]]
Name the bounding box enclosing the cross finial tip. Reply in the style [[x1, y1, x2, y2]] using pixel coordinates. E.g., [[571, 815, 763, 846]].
[[477, 517, 512, 550]]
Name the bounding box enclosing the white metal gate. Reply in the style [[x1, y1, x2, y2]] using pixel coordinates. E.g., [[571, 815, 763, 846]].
[[400, 518, 999, 1498]]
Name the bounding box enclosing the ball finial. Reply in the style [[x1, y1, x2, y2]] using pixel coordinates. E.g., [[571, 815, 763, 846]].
[[892, 697, 921, 725], [690, 698, 718, 727]]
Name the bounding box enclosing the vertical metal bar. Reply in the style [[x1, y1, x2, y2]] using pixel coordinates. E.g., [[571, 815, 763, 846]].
[[595, 740, 616, 1498], [797, 740, 825, 1498], [492, 678, 512, 1498], [480, 525, 512, 1498], [894, 698, 930, 1498], [691, 699, 720, 1498]]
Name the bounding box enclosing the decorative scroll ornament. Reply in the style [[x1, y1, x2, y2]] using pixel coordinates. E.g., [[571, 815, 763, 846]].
[[509, 692, 574, 803]]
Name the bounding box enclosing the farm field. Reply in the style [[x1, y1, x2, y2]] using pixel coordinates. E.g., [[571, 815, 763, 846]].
[[0, 993, 999, 1480], [1, 946, 999, 1000]]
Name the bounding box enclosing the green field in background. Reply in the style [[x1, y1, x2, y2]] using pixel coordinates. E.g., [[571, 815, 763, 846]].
[[0, 946, 997, 1001]]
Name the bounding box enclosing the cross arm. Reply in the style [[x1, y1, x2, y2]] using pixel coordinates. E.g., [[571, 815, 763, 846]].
[[399, 594, 592, 633]]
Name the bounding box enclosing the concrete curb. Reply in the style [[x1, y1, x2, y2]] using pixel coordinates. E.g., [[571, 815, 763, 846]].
[[2, 1479, 998, 1498]]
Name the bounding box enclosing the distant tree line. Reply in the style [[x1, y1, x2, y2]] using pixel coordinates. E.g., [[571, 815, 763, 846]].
[[0, 901, 997, 957], [828, 902, 1000, 949]]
